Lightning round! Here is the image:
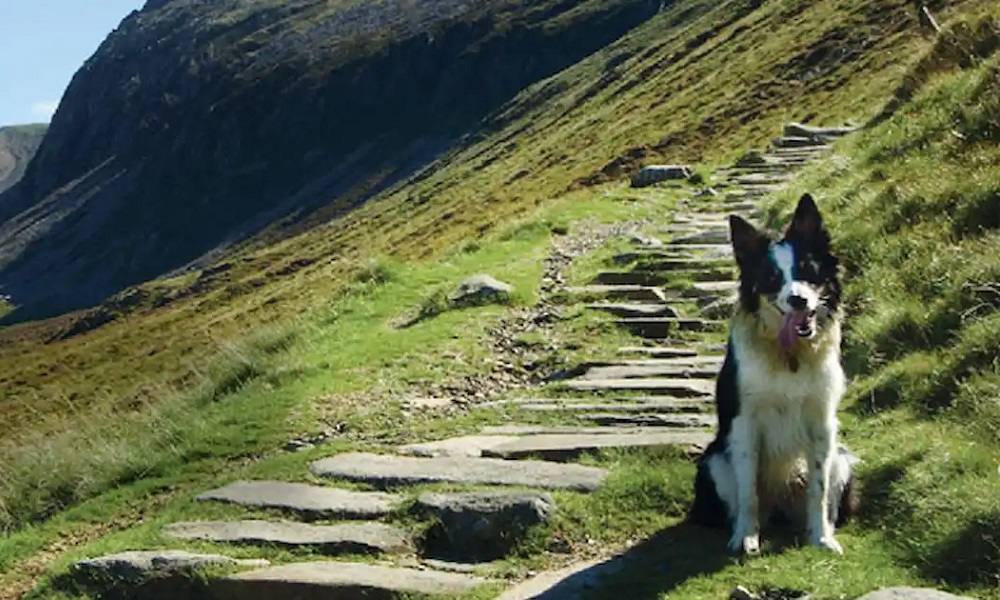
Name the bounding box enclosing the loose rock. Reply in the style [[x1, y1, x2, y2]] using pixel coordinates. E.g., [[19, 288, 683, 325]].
[[415, 491, 555, 561], [631, 165, 693, 187]]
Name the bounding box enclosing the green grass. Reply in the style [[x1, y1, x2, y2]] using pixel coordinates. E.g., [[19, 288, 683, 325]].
[[3, 2, 1000, 599]]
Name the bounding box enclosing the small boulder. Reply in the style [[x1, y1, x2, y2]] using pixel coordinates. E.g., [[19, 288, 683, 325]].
[[414, 491, 555, 561], [629, 233, 664, 247], [72, 550, 268, 598], [449, 275, 513, 307], [630, 165, 693, 188], [782, 122, 856, 140]]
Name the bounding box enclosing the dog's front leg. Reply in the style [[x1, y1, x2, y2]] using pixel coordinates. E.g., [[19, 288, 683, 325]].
[[728, 415, 760, 554], [806, 416, 843, 554]]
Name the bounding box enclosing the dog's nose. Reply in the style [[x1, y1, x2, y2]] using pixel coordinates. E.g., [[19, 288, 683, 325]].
[[788, 295, 808, 310]]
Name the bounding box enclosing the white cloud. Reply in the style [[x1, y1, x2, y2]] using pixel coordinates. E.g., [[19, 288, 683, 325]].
[[30, 100, 59, 121]]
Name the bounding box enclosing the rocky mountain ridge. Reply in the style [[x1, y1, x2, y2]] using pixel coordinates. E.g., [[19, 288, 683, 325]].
[[0, 0, 661, 321], [0, 124, 46, 195]]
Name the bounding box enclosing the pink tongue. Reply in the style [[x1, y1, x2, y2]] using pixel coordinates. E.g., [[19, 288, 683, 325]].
[[779, 311, 808, 350]]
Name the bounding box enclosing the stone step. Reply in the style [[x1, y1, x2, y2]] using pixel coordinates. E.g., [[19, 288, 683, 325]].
[[213, 561, 492, 599], [581, 413, 717, 428], [586, 302, 678, 318], [771, 136, 831, 149], [614, 247, 732, 264], [581, 362, 718, 379], [196, 481, 401, 520], [590, 271, 666, 286], [684, 280, 738, 297], [520, 403, 713, 419], [783, 122, 855, 139], [631, 258, 731, 273], [615, 355, 724, 366], [72, 551, 270, 597], [484, 395, 710, 411], [481, 431, 712, 460], [163, 521, 411, 555], [619, 317, 726, 337], [669, 229, 730, 245], [481, 425, 669, 435], [566, 284, 666, 302], [616, 346, 700, 358], [563, 377, 714, 396], [398, 435, 523, 458], [310, 453, 608, 492], [730, 173, 793, 186]]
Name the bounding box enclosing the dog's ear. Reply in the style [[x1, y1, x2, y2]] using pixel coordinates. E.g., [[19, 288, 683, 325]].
[[729, 215, 768, 268], [786, 193, 825, 240]]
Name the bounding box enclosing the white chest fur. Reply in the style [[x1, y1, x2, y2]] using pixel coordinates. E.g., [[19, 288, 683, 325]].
[[731, 327, 845, 467]]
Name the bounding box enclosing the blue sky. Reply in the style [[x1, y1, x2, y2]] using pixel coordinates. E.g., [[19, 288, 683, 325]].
[[0, 1, 144, 126]]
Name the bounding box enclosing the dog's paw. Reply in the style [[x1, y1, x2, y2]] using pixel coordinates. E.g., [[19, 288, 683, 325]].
[[810, 535, 844, 554], [728, 532, 761, 555]]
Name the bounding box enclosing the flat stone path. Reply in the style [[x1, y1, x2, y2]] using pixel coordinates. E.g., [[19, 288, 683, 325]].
[[213, 561, 493, 599], [71, 123, 845, 600], [310, 452, 609, 491], [196, 480, 402, 519], [164, 520, 411, 555], [481, 430, 712, 460]]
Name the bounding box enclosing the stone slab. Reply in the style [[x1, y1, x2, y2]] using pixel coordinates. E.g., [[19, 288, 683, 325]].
[[581, 363, 718, 380], [617, 346, 700, 358], [196, 480, 401, 520], [398, 435, 522, 458], [669, 229, 730, 245], [514, 399, 711, 414], [310, 453, 608, 492], [586, 302, 678, 318], [481, 425, 651, 435], [164, 520, 410, 555], [619, 317, 725, 337], [581, 413, 717, 428], [590, 271, 666, 286], [564, 377, 714, 396], [855, 588, 975, 600], [73, 550, 268, 596], [481, 431, 712, 460], [566, 285, 666, 302], [213, 561, 492, 600]]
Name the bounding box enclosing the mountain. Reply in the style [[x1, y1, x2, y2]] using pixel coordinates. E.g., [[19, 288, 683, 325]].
[[0, 0, 661, 320], [0, 124, 46, 195]]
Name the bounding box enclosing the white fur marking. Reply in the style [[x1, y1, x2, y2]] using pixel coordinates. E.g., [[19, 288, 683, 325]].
[[772, 243, 819, 311]]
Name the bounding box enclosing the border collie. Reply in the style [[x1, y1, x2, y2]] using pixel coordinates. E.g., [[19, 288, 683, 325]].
[[690, 193, 859, 554]]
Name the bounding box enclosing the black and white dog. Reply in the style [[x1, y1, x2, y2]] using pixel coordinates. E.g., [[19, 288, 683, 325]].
[[690, 193, 859, 555]]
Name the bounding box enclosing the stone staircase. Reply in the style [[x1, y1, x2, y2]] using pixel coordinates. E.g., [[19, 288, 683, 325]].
[[68, 124, 851, 599]]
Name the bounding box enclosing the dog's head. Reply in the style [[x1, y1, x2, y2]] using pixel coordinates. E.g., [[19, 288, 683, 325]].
[[728, 193, 841, 351]]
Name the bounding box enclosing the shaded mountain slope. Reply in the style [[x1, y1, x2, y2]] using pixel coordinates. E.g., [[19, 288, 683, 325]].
[[0, 0, 660, 319], [0, 124, 46, 195]]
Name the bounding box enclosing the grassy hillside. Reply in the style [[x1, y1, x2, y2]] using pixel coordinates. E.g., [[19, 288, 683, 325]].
[[0, 2, 998, 598]]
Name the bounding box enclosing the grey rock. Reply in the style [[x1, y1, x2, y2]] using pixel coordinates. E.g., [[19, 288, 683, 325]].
[[196, 480, 401, 519], [510, 398, 711, 415], [581, 362, 718, 380], [669, 229, 730, 245], [398, 435, 522, 458], [629, 233, 664, 246], [580, 413, 716, 428], [783, 122, 856, 140], [213, 561, 491, 599], [72, 550, 268, 597], [565, 284, 667, 302], [630, 165, 693, 187], [481, 431, 712, 460], [565, 376, 714, 396], [855, 588, 975, 600], [450, 274, 513, 306], [163, 520, 411, 555], [415, 491, 555, 561], [616, 345, 700, 358], [310, 452, 608, 491], [586, 302, 679, 319]]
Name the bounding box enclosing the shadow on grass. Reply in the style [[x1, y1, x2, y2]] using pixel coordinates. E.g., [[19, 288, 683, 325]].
[[921, 511, 1000, 591], [525, 521, 735, 599]]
